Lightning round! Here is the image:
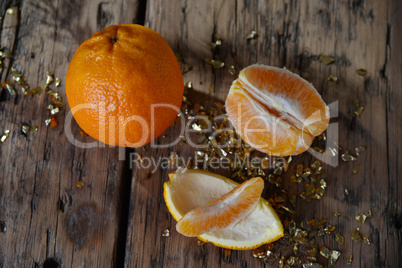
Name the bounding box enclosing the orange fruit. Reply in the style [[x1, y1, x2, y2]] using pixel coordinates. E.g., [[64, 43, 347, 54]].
[[164, 168, 284, 250], [66, 24, 183, 147], [225, 64, 329, 156], [176, 177, 264, 237]]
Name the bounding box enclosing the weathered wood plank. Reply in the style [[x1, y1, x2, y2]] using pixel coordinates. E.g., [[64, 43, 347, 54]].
[[124, 0, 400, 267], [384, 0, 402, 265], [0, 0, 140, 267]]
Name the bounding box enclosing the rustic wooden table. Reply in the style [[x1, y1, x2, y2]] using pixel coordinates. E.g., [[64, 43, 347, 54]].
[[0, 0, 401, 267]]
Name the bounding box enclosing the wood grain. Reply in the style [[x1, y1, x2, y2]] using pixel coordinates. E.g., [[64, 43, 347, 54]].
[[0, 1, 140, 267], [124, 0, 401, 267]]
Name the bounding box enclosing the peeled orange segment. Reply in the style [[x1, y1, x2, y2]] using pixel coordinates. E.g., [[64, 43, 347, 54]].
[[176, 177, 264, 237], [164, 168, 284, 250], [225, 64, 329, 156]]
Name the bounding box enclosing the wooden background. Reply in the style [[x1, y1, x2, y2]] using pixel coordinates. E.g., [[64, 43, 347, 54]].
[[0, 0, 400, 267]]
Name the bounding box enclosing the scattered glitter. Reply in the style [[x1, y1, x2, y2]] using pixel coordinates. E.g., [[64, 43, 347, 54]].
[[335, 233, 344, 244], [184, 81, 193, 89], [319, 246, 331, 259], [0, 130, 10, 143], [351, 228, 362, 242], [363, 235, 371, 245], [329, 250, 341, 266], [346, 255, 353, 265], [75, 181, 85, 188], [55, 77, 61, 87], [228, 65, 236, 75], [341, 151, 356, 162], [356, 69, 367, 76], [162, 229, 170, 237], [246, 30, 258, 40], [320, 55, 335, 65], [327, 75, 338, 82], [203, 58, 225, 69], [355, 106, 364, 116], [355, 210, 372, 223], [46, 71, 54, 85], [355, 146, 365, 156]]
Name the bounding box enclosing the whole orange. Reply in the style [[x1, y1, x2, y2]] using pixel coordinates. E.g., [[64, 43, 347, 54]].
[[66, 24, 183, 147]]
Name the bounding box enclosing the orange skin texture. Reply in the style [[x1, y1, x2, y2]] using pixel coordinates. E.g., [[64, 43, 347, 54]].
[[66, 24, 183, 147]]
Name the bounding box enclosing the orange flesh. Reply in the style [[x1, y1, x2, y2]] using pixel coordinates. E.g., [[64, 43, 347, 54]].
[[225, 65, 329, 156], [176, 177, 264, 237]]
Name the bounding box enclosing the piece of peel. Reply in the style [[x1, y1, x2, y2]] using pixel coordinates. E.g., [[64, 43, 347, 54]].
[[176, 177, 264, 237]]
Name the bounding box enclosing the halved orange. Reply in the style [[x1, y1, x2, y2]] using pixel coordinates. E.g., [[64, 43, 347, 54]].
[[164, 168, 284, 250], [176, 177, 264, 236], [225, 64, 329, 156]]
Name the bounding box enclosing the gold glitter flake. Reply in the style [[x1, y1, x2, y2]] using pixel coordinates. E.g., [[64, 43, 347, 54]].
[[46, 71, 54, 85], [327, 75, 338, 82], [355, 106, 364, 116], [329, 250, 341, 266], [162, 229, 170, 237], [320, 55, 335, 65], [302, 262, 322, 268], [346, 255, 353, 265], [2, 81, 16, 96], [333, 211, 344, 217], [0, 50, 11, 58], [341, 151, 356, 162], [335, 233, 344, 244], [21, 125, 38, 136], [311, 160, 322, 175], [355, 146, 365, 156], [344, 188, 349, 195], [1, 130, 10, 143], [246, 30, 258, 40], [363, 235, 371, 245], [305, 243, 318, 261], [324, 225, 335, 234], [55, 77, 61, 87], [203, 58, 225, 69], [356, 68, 367, 76], [252, 244, 273, 259], [351, 228, 362, 242], [319, 246, 331, 259], [228, 65, 236, 75], [210, 34, 222, 52], [184, 81, 193, 89], [355, 210, 372, 223], [28, 87, 42, 96], [75, 181, 85, 188]]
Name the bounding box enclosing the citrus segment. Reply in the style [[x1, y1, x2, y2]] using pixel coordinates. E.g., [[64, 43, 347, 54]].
[[176, 177, 264, 237], [164, 168, 284, 250], [225, 64, 328, 156]]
